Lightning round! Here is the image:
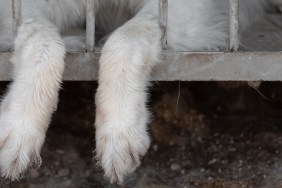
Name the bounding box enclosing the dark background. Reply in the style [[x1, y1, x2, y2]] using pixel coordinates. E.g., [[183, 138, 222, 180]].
[[1, 81, 282, 188]]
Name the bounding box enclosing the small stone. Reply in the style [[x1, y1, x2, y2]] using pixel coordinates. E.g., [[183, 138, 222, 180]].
[[84, 170, 91, 177], [153, 144, 158, 152], [56, 149, 65, 154], [56, 168, 70, 177], [170, 163, 181, 171], [29, 169, 40, 178], [58, 179, 72, 187], [208, 159, 217, 165], [42, 167, 51, 176]]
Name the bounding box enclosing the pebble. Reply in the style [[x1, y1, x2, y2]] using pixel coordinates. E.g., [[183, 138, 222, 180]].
[[153, 144, 158, 152], [56, 149, 65, 154], [56, 168, 70, 177], [208, 159, 217, 165], [29, 169, 40, 178], [170, 163, 181, 171], [58, 179, 72, 187]]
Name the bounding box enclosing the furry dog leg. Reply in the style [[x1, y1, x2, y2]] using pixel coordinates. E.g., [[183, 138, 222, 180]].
[[95, 14, 162, 183], [0, 18, 65, 180]]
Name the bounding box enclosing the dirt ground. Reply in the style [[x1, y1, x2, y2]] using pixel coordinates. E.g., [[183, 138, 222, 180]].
[[1, 81, 282, 188]]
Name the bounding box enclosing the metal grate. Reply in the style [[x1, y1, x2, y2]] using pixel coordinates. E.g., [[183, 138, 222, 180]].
[[159, 0, 168, 49], [86, 0, 95, 52], [229, 0, 239, 51], [12, 0, 21, 36], [158, 0, 240, 51], [11, 0, 241, 50], [0, 0, 282, 81]]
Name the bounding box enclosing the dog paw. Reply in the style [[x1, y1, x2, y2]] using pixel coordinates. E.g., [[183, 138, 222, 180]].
[[0, 115, 45, 181], [95, 118, 150, 184]]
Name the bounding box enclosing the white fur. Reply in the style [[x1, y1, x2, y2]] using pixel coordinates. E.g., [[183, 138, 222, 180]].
[[0, 0, 270, 184]]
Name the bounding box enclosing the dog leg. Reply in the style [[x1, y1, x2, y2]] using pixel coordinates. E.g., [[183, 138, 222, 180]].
[[0, 18, 65, 180], [95, 14, 161, 183]]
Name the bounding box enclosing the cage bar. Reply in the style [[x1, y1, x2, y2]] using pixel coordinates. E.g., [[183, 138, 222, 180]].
[[12, 0, 21, 36], [159, 0, 168, 49], [86, 0, 95, 52], [1, 0, 282, 82], [230, 0, 240, 51]]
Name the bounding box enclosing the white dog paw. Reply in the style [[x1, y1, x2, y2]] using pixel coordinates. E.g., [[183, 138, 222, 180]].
[[0, 116, 44, 181], [95, 119, 150, 184]]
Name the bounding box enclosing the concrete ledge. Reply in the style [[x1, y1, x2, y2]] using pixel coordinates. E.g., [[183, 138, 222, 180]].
[[1, 51, 282, 81]]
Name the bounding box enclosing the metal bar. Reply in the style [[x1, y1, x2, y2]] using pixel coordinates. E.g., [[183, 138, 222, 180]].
[[159, 0, 168, 49], [2, 51, 282, 81], [230, 0, 240, 51], [86, 0, 95, 52], [12, 0, 22, 36]]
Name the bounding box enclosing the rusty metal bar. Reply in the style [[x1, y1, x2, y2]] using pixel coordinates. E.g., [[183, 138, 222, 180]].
[[159, 0, 168, 49], [230, 0, 240, 51], [12, 0, 21, 36], [86, 0, 95, 52]]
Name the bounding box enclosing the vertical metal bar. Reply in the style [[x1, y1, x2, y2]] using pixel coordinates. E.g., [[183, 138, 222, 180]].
[[230, 0, 239, 51], [159, 0, 168, 49], [12, 0, 21, 36], [86, 0, 95, 52]]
